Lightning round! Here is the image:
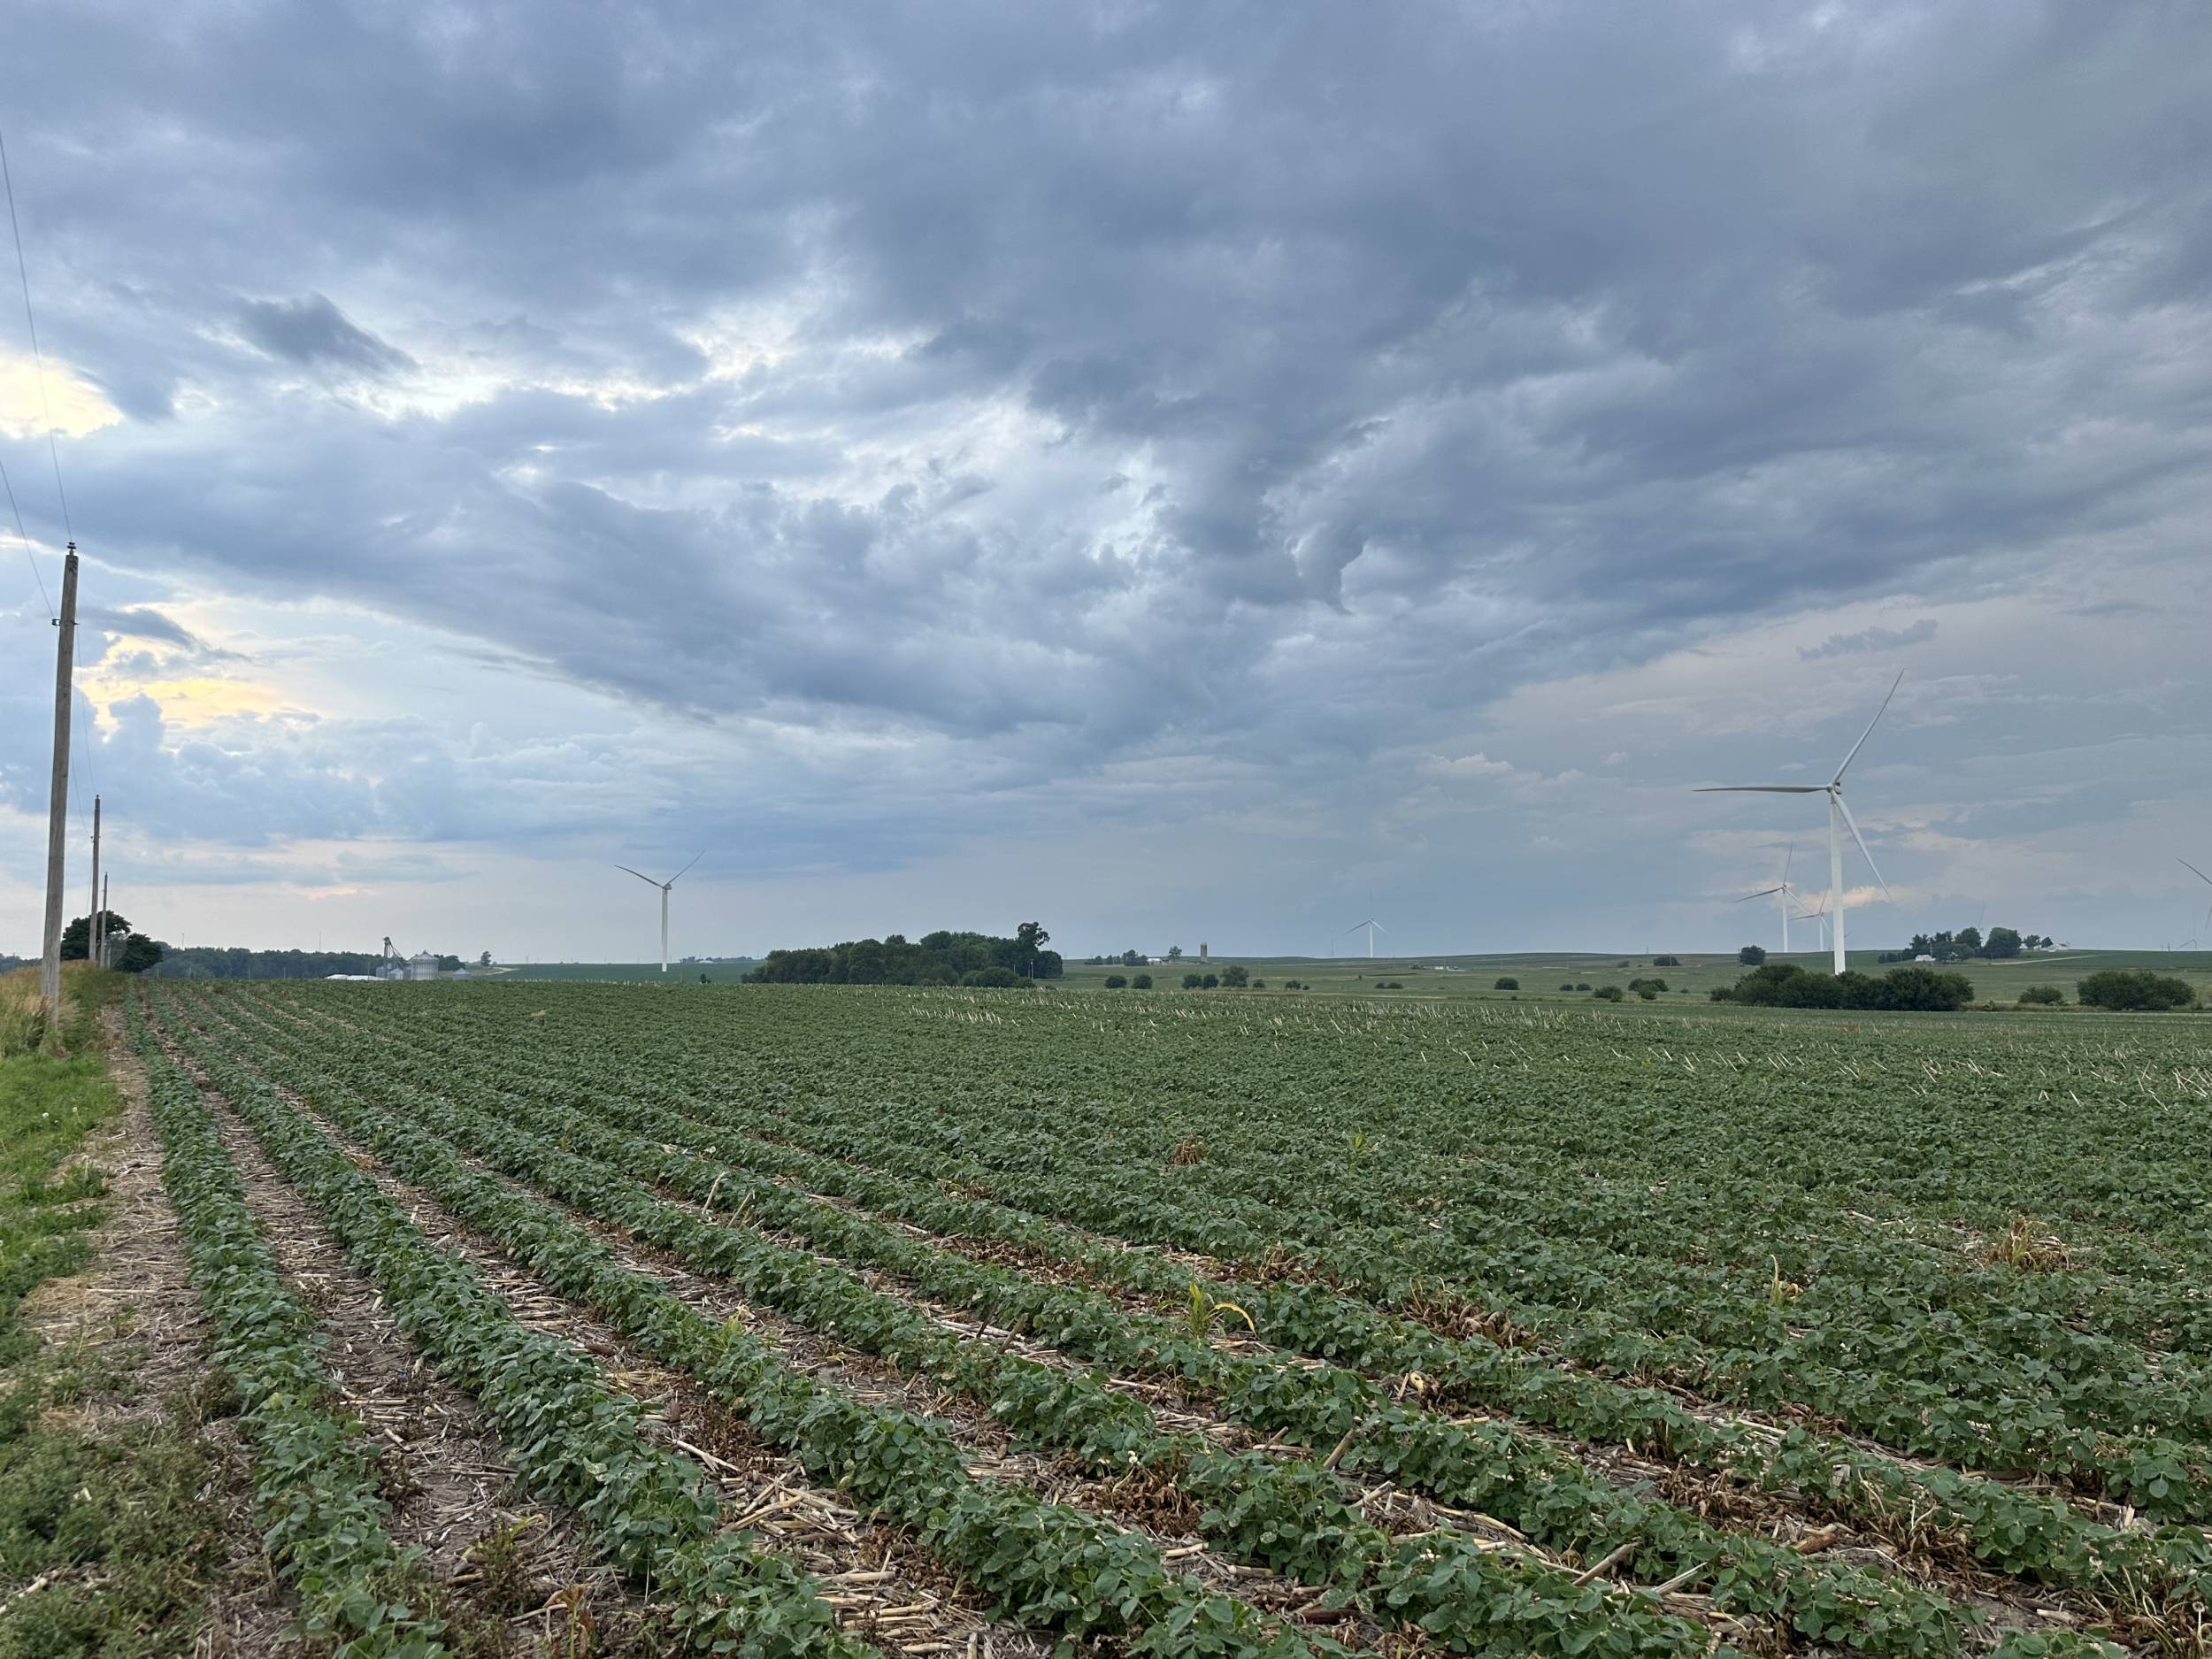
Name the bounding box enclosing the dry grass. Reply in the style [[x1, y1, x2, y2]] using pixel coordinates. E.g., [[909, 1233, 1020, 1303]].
[[0, 965, 43, 1058], [1985, 1214, 2072, 1272]]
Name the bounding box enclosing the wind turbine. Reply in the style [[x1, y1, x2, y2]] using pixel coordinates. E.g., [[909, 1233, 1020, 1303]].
[[1697, 672, 1901, 977], [615, 853, 704, 973], [1340, 914, 1386, 959], [1733, 842, 1808, 954], [1793, 890, 1833, 954], [2179, 859, 2212, 947]]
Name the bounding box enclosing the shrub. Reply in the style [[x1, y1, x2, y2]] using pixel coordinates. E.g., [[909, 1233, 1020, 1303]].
[[1573, 981, 1591, 992], [1103, 974, 1127, 989], [1638, 988, 1658, 1001], [1494, 977, 1519, 990], [2017, 985, 2065, 1006], [2078, 970, 2197, 1011], [1181, 973, 1203, 990], [1219, 964, 1249, 987], [1652, 955, 1682, 967], [1715, 963, 1974, 1011], [1628, 978, 1669, 994], [1739, 945, 1767, 966], [1201, 972, 1219, 989], [1280, 979, 1301, 990], [1558, 982, 1575, 992], [1132, 973, 1152, 989], [1592, 986, 1624, 1002], [1250, 979, 1267, 989], [959, 966, 1025, 988]]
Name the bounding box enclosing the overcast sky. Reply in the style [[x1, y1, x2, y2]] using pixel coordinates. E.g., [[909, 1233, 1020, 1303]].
[[4, 2, 2209, 963]]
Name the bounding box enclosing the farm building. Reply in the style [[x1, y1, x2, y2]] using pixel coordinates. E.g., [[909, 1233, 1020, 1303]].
[[407, 951, 439, 980]]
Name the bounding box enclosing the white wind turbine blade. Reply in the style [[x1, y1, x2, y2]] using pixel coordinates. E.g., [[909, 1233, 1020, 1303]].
[[1832, 670, 1903, 785], [1735, 887, 1785, 902], [668, 850, 707, 886], [1693, 785, 1825, 794], [1782, 841, 1794, 884], [1833, 795, 1891, 898], [2183, 860, 2212, 936], [615, 864, 664, 887]]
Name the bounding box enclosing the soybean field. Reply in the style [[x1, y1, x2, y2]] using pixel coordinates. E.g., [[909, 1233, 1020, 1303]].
[[126, 978, 2212, 1657]]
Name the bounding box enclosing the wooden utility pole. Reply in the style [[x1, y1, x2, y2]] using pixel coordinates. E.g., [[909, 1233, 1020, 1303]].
[[101, 873, 111, 970], [39, 545, 78, 1021], [88, 794, 101, 972]]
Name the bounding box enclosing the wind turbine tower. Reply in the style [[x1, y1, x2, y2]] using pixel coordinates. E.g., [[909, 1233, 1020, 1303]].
[[616, 853, 705, 973], [1735, 843, 1809, 955], [2182, 858, 2212, 944], [1697, 672, 1901, 976]]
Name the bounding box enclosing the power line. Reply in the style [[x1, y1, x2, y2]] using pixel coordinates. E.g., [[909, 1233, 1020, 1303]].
[[1, 449, 50, 613], [3, 121, 93, 902], [0, 122, 73, 542]]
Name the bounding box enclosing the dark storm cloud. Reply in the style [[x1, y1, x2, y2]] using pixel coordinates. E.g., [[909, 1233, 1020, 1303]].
[[2, 0, 2208, 946], [1801, 620, 1938, 661], [235, 294, 415, 375]]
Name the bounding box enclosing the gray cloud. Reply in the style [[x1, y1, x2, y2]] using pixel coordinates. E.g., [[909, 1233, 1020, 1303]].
[[235, 294, 415, 375], [1800, 619, 1939, 660], [1, 1, 2207, 953]]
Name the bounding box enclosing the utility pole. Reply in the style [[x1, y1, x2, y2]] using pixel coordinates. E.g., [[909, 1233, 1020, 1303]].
[[39, 545, 79, 1023], [101, 874, 111, 970], [88, 794, 101, 971]]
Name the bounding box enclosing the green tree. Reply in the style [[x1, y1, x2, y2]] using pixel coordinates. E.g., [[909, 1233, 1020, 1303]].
[[2078, 970, 2195, 1011], [1739, 945, 1767, 966], [1132, 972, 1152, 989], [1494, 977, 1518, 990], [1167, 945, 1184, 960], [1015, 921, 1050, 977], [1103, 974, 1127, 989], [58, 912, 163, 973], [1201, 972, 1219, 989], [1180, 972, 1202, 989], [1218, 964, 1249, 987], [1981, 927, 2022, 959]]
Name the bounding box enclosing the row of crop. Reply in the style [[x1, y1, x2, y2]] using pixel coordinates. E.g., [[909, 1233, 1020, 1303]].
[[297, 979, 2212, 1357], [277, 989, 2212, 1619], [320, 983, 2212, 1450], [726, 1060, 2212, 1458], [571, 1033, 2212, 1524], [638, 986, 2212, 1353], [152, 990, 1379, 1659], [197, 995, 2015, 1658], [200, 990, 2170, 1655], [139, 993, 875, 1659], [724, 1092, 2212, 1532], [131, 1001, 450, 1657]]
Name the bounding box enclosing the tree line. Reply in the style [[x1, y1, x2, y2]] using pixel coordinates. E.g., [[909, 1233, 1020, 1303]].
[[748, 923, 1062, 987], [1881, 926, 2053, 963]]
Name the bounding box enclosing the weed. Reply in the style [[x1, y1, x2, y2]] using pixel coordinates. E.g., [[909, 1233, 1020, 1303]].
[[1986, 1216, 2071, 1273], [1184, 1282, 1256, 1343], [465, 1513, 544, 1617]]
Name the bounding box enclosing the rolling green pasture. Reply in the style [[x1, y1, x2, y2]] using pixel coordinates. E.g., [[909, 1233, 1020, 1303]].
[[1056, 947, 2212, 1009]]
